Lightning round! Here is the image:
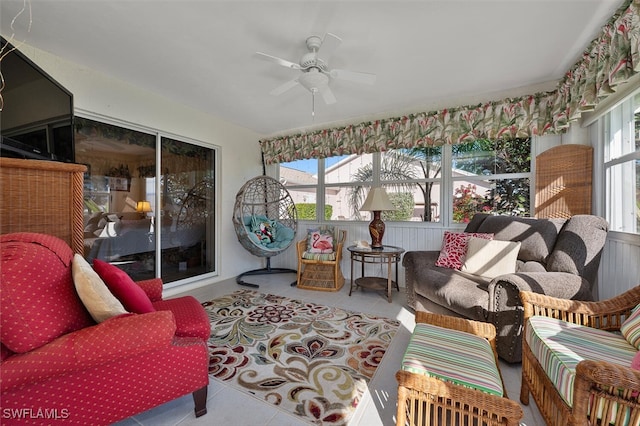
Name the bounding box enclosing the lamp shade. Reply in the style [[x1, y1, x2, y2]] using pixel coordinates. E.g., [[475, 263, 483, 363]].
[[360, 187, 395, 212], [136, 201, 152, 213]]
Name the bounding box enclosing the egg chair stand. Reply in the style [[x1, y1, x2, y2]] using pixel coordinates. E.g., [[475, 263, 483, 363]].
[[232, 175, 298, 288], [235, 258, 298, 288]]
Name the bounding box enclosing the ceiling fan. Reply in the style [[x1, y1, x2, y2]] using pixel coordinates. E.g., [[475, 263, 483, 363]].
[[255, 33, 376, 108]]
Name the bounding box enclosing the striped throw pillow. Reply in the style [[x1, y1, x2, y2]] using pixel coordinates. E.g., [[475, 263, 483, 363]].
[[621, 303, 640, 349]]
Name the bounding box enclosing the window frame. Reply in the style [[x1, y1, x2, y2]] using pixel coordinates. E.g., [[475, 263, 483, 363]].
[[277, 139, 533, 227], [598, 89, 640, 235]]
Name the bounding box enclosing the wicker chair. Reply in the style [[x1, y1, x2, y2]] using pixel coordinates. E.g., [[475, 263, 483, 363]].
[[296, 228, 346, 291], [396, 312, 523, 426], [519, 286, 640, 426]]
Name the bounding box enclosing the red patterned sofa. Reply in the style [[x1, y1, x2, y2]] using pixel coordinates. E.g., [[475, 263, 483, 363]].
[[0, 232, 211, 425]]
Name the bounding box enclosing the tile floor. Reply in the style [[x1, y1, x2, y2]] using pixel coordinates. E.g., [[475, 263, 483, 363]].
[[115, 273, 545, 426]]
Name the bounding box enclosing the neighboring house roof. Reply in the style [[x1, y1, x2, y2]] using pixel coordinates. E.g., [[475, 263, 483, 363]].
[[280, 166, 317, 185], [325, 154, 358, 174]]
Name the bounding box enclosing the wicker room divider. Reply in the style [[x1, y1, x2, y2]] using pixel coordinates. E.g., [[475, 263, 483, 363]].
[[0, 158, 87, 254], [535, 144, 593, 219]]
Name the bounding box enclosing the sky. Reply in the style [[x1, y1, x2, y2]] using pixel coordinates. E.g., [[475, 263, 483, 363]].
[[282, 156, 346, 175]]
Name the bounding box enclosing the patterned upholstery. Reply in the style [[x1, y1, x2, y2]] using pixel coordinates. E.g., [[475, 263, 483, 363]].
[[0, 233, 210, 424], [301, 251, 337, 261], [2, 340, 208, 425], [153, 297, 211, 340], [135, 278, 165, 302], [402, 322, 504, 396], [1, 311, 176, 393], [0, 233, 94, 353], [109, 276, 211, 340], [526, 316, 637, 406]]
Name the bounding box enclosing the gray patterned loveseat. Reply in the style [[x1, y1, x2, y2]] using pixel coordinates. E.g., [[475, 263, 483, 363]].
[[402, 214, 608, 363]]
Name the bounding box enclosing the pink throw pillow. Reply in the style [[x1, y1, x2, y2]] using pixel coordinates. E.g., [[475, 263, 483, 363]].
[[632, 351, 640, 398], [307, 230, 334, 254], [435, 231, 494, 270], [632, 351, 640, 371], [93, 259, 155, 314]]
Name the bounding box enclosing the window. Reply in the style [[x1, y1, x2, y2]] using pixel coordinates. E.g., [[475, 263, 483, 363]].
[[76, 116, 217, 284], [450, 138, 531, 223], [278, 138, 531, 226], [603, 92, 640, 234]]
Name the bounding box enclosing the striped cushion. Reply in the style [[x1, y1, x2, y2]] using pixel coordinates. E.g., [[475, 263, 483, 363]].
[[621, 303, 640, 349], [526, 316, 637, 406], [401, 323, 503, 396], [302, 251, 336, 261]]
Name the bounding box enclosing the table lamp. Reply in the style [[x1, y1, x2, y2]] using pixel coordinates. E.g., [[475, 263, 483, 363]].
[[136, 200, 152, 218], [360, 187, 395, 249]]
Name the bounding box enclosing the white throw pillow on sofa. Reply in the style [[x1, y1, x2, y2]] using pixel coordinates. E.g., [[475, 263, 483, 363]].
[[461, 237, 521, 279]]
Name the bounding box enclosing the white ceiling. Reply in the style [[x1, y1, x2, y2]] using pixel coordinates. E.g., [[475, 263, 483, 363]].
[[0, 0, 624, 137]]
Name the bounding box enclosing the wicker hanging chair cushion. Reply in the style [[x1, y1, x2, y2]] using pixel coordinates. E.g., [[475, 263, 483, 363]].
[[242, 215, 295, 251]]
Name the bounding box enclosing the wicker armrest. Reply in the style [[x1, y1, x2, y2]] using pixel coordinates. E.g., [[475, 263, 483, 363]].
[[296, 239, 307, 257], [520, 285, 640, 331], [570, 360, 640, 426]]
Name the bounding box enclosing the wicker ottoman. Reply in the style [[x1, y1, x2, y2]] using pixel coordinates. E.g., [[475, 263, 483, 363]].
[[396, 312, 523, 426]]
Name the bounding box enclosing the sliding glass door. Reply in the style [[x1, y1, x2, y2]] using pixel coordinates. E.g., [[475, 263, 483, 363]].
[[76, 116, 217, 284], [158, 137, 216, 282]]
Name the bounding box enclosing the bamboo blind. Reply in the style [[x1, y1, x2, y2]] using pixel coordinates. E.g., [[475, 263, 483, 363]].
[[535, 144, 593, 219]]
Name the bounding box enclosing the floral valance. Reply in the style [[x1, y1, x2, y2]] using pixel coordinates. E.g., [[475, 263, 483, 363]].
[[260, 0, 639, 165]]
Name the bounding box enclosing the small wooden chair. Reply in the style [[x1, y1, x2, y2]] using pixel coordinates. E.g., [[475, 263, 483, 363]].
[[296, 227, 346, 291]]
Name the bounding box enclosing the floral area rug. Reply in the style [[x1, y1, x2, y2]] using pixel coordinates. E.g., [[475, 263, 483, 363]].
[[203, 289, 400, 425]]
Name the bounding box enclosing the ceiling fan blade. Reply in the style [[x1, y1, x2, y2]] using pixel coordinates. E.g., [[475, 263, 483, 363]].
[[269, 78, 299, 96], [321, 86, 337, 105], [330, 69, 377, 85], [319, 33, 342, 59], [254, 52, 301, 70]]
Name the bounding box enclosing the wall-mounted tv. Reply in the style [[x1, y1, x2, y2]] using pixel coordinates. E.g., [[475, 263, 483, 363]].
[[0, 37, 75, 162]]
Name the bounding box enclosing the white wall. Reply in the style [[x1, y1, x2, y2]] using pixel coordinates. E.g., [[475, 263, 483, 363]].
[[15, 44, 266, 293]]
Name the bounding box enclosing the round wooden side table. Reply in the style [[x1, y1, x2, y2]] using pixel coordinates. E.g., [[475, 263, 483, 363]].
[[347, 245, 404, 303]]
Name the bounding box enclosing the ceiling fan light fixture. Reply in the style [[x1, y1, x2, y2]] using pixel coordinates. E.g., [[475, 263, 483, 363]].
[[298, 69, 328, 92]]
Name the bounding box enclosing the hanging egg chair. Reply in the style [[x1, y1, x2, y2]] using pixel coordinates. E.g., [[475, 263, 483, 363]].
[[232, 175, 298, 287]]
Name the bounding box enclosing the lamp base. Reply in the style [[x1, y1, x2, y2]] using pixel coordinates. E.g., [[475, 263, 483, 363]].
[[368, 211, 385, 250]]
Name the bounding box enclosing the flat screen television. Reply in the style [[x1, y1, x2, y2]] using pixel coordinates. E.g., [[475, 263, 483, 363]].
[[0, 37, 75, 162]]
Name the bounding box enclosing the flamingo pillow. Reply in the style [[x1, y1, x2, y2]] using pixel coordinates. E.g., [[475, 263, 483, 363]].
[[307, 229, 334, 254]]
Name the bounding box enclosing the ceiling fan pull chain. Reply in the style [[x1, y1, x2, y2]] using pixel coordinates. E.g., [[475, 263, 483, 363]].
[[311, 89, 316, 120]]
